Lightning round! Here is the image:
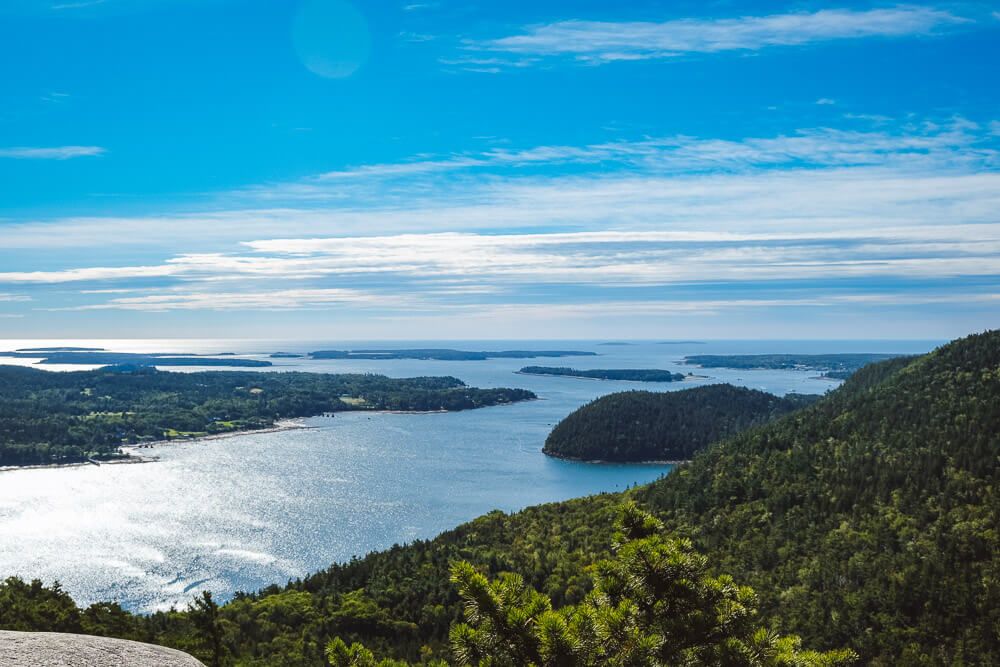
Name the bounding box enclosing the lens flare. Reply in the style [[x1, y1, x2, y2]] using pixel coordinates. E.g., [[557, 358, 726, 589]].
[[293, 0, 371, 79]]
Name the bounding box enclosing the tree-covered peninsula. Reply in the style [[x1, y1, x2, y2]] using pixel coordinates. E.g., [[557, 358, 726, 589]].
[[518, 366, 686, 382], [682, 353, 903, 376], [2, 331, 998, 665], [0, 366, 535, 467], [543, 385, 818, 462], [0, 349, 272, 367]]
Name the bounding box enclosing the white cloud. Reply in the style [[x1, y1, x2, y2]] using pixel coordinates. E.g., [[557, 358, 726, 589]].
[[1, 118, 997, 325], [0, 265, 177, 283], [41, 92, 71, 103], [63, 288, 399, 311], [468, 7, 966, 65], [5, 222, 999, 290], [2, 168, 999, 258], [51, 0, 107, 10], [265, 121, 997, 189], [442, 292, 1000, 319], [0, 145, 105, 160]]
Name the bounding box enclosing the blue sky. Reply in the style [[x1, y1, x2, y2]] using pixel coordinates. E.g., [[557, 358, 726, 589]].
[[0, 0, 998, 339]]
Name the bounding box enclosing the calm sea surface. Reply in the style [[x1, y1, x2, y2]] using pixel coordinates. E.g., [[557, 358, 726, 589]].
[[0, 339, 938, 611]]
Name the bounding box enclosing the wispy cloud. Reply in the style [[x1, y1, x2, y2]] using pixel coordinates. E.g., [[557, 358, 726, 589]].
[[466, 6, 966, 65], [1, 121, 998, 256], [0, 145, 105, 160], [5, 223, 999, 290], [1, 117, 997, 330], [439, 292, 1000, 320], [40, 91, 71, 103], [281, 119, 997, 187], [62, 288, 400, 311], [51, 0, 107, 10]]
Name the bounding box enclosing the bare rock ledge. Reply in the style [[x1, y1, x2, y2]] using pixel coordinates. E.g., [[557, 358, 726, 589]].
[[0, 631, 204, 666]]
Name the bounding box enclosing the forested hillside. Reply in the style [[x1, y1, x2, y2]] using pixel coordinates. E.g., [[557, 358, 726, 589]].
[[0, 366, 535, 467], [543, 385, 818, 462], [1, 331, 997, 665], [641, 331, 1000, 663]]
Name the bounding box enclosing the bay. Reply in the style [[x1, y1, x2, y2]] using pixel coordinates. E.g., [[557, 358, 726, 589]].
[[0, 339, 937, 612]]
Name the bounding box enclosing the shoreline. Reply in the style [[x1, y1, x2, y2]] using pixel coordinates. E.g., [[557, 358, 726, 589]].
[[0, 420, 314, 473], [0, 456, 157, 473], [0, 400, 538, 472], [542, 450, 688, 466], [119, 419, 314, 455]]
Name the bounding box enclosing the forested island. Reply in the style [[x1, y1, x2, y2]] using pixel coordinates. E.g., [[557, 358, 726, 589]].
[[0, 348, 271, 367], [309, 348, 597, 361], [543, 385, 818, 462], [682, 352, 903, 376], [518, 366, 687, 382], [0, 366, 535, 467], [3, 331, 999, 665]]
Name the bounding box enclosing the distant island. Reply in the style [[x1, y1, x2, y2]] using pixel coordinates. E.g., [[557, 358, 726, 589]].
[[309, 348, 597, 361], [0, 365, 535, 468], [543, 384, 819, 462], [269, 352, 304, 358], [14, 347, 106, 352], [682, 352, 905, 377], [2, 349, 272, 368], [518, 366, 687, 382]]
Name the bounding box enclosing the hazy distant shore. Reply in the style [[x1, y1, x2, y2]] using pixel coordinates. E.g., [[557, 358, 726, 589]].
[[515, 370, 708, 382]]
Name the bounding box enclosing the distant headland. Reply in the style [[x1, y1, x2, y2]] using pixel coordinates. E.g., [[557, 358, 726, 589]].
[[517, 366, 687, 382], [309, 348, 597, 361]]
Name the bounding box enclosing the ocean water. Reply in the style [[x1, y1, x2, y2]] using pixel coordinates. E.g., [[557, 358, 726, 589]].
[[0, 339, 938, 612]]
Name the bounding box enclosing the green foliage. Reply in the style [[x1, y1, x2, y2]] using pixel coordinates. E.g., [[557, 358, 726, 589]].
[[0, 577, 83, 633], [642, 331, 1000, 663], [0, 365, 534, 466], [445, 503, 855, 667], [544, 385, 817, 462], [326, 637, 429, 666], [190, 591, 226, 667]]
